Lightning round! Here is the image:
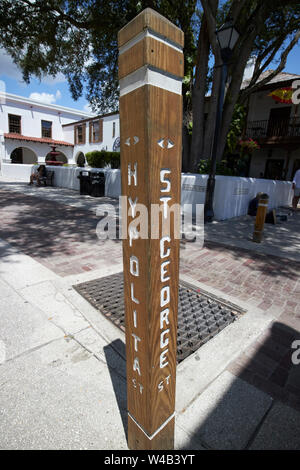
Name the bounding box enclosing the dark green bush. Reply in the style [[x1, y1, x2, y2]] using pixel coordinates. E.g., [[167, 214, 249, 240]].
[[109, 152, 120, 169], [85, 151, 106, 168], [85, 150, 120, 169], [198, 159, 234, 176], [85, 150, 106, 168]]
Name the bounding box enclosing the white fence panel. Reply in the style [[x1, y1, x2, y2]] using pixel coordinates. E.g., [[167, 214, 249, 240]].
[[1, 164, 293, 220]]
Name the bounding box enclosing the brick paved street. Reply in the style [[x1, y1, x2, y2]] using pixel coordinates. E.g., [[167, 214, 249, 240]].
[[0, 184, 299, 445], [180, 238, 300, 412], [180, 240, 300, 329], [0, 189, 122, 277], [0, 186, 299, 324], [227, 322, 300, 412]]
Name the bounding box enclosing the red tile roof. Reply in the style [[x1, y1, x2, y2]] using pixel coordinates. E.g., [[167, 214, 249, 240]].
[[4, 133, 74, 147]]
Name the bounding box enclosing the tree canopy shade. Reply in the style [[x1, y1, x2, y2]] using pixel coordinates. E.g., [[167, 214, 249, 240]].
[[0, 0, 197, 113], [1, 0, 299, 172]]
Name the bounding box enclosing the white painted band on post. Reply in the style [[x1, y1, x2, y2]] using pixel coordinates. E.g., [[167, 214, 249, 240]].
[[119, 28, 183, 55], [120, 65, 182, 97], [128, 411, 176, 440]]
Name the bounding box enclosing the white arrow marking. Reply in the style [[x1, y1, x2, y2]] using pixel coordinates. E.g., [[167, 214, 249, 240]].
[[157, 138, 175, 149]]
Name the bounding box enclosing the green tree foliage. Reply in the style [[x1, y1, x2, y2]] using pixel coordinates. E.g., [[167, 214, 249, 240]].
[[225, 104, 247, 155], [189, 0, 300, 172], [0, 1, 299, 174], [0, 0, 197, 114], [198, 158, 233, 176]]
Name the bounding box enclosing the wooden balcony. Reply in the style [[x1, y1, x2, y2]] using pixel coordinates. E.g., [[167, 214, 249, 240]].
[[245, 117, 300, 146]]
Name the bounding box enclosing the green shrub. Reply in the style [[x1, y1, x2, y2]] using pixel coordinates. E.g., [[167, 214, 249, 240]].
[[85, 151, 107, 168], [109, 152, 121, 169], [85, 150, 120, 169], [198, 159, 233, 176]]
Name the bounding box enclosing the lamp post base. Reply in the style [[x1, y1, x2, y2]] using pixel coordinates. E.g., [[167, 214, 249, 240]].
[[204, 209, 214, 223], [204, 175, 216, 223]]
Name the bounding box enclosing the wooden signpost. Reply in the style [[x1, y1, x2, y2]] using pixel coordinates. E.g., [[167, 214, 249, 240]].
[[118, 9, 184, 450]]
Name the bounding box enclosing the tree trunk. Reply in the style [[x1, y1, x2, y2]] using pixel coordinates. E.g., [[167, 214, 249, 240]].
[[217, 60, 249, 162], [182, 121, 191, 172], [189, 16, 210, 172], [216, 7, 267, 161]]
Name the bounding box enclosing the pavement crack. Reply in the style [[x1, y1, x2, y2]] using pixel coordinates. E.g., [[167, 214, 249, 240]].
[[70, 335, 126, 381], [0, 336, 64, 366], [244, 399, 274, 449]]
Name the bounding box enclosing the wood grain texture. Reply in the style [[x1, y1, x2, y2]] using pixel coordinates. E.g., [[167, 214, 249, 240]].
[[120, 84, 182, 446], [128, 415, 175, 450], [118, 8, 184, 48], [118, 36, 184, 79], [119, 8, 183, 450]]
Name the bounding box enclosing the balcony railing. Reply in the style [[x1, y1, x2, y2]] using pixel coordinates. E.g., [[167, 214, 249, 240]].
[[246, 117, 300, 140]]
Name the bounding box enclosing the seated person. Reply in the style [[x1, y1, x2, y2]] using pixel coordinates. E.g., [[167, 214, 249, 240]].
[[29, 164, 47, 186], [248, 192, 276, 224], [248, 192, 263, 216]]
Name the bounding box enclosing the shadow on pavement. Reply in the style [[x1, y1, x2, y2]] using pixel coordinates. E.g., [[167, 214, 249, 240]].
[[103, 339, 128, 445], [102, 325, 300, 450], [203, 240, 299, 281], [181, 321, 300, 450], [203, 209, 300, 262], [0, 188, 121, 261]]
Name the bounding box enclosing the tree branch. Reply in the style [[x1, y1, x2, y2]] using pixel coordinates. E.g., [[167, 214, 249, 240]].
[[19, 0, 92, 29], [241, 29, 300, 102], [200, 0, 220, 59], [228, 0, 248, 23]]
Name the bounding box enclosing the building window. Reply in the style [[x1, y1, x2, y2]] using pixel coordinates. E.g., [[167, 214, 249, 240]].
[[8, 114, 21, 134], [112, 122, 116, 138], [75, 124, 86, 144], [89, 120, 103, 143], [41, 120, 52, 138]]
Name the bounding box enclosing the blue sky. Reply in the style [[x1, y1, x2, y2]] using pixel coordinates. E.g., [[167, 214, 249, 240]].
[[271, 43, 300, 76], [0, 39, 299, 113], [0, 48, 92, 113]]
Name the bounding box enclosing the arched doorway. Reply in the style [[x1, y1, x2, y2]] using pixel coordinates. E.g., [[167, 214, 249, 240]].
[[75, 152, 86, 167], [113, 137, 120, 152], [10, 147, 38, 164], [45, 151, 68, 164]]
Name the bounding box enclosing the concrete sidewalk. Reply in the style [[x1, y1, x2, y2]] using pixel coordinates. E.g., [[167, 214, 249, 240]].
[[0, 180, 299, 450]]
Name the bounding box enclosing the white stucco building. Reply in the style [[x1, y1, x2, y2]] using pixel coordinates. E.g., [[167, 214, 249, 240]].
[[201, 70, 300, 181], [1, 69, 299, 182], [0, 92, 120, 168], [243, 71, 300, 180], [62, 112, 120, 165]]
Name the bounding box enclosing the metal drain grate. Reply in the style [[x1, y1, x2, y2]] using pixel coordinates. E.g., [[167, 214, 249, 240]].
[[74, 272, 245, 363]]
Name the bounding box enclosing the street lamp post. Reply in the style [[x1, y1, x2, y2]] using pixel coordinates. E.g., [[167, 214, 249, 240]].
[[204, 19, 240, 222]]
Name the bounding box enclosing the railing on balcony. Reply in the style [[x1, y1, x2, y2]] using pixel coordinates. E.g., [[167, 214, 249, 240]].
[[246, 117, 300, 139]]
